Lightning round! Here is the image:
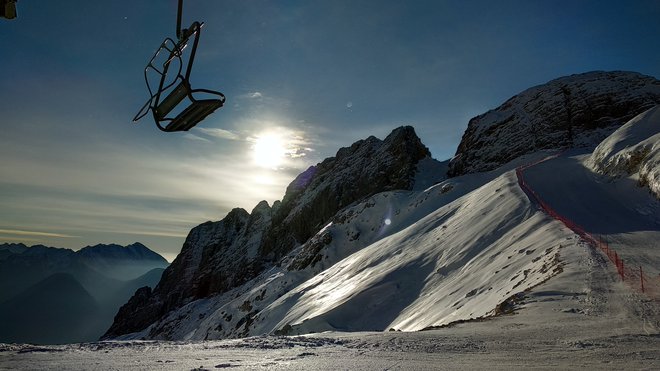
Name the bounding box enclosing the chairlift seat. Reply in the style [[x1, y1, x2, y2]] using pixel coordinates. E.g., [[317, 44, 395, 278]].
[[155, 82, 189, 120], [163, 98, 224, 132]]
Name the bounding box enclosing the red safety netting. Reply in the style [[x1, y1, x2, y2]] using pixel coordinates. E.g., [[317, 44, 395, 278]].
[[516, 158, 660, 300]]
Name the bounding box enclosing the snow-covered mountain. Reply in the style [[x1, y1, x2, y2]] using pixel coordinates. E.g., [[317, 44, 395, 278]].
[[0, 242, 168, 344], [103, 126, 439, 338], [588, 105, 660, 198], [115, 153, 569, 340], [448, 71, 660, 176], [104, 71, 660, 342]]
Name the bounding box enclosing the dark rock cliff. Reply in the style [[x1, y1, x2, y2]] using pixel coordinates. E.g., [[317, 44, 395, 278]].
[[448, 71, 660, 176]]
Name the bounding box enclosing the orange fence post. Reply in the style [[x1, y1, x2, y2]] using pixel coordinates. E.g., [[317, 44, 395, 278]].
[[614, 252, 618, 268]]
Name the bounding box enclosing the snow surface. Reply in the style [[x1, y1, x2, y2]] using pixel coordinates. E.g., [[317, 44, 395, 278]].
[[2, 237, 659, 369], [589, 105, 660, 198], [526, 149, 660, 278], [121, 151, 578, 341], [100, 145, 658, 348]]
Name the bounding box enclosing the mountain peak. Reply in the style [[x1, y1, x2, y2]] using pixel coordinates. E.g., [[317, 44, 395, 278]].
[[77, 242, 167, 263], [263, 125, 431, 259], [0, 242, 28, 254], [448, 70, 660, 176]]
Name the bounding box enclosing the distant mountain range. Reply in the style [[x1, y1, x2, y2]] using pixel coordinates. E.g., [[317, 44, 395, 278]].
[[102, 70, 660, 342], [0, 242, 168, 344]]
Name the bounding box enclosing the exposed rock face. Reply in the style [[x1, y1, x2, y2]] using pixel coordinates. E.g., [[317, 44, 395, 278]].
[[104, 205, 272, 338], [448, 71, 660, 176], [261, 126, 431, 260], [103, 126, 431, 339]]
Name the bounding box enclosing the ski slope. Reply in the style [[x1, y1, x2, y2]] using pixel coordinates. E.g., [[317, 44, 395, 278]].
[[523, 150, 660, 278]]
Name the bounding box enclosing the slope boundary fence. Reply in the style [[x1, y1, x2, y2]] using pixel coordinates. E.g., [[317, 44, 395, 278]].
[[516, 153, 660, 300]]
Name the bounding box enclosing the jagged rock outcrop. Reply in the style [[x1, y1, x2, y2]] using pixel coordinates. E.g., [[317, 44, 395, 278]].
[[104, 204, 272, 338], [103, 126, 431, 339], [448, 71, 660, 176], [261, 126, 431, 260]]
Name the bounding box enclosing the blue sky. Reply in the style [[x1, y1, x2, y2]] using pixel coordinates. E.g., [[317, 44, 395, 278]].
[[1, 0, 659, 261]]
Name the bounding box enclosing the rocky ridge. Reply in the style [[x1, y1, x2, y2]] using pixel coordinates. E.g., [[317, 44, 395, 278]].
[[103, 126, 433, 339], [448, 71, 660, 176]]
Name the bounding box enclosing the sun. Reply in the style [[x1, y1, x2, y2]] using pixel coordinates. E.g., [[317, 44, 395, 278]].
[[253, 132, 286, 169]]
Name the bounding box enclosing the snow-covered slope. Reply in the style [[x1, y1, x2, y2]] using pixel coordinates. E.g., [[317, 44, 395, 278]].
[[255, 172, 563, 334], [5, 166, 659, 364], [588, 105, 660, 198], [104, 126, 437, 339], [117, 152, 573, 340], [449, 71, 660, 176]]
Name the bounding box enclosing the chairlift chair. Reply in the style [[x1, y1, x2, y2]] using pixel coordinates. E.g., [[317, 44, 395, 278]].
[[133, 0, 225, 132], [1, 0, 17, 19]]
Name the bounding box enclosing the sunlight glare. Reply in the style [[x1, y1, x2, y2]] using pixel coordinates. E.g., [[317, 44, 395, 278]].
[[253, 132, 286, 169]]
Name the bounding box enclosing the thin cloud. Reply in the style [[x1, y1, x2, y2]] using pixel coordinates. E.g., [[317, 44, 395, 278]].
[[237, 91, 264, 100], [196, 128, 241, 141], [103, 229, 189, 239], [0, 228, 79, 239], [244, 126, 317, 164], [183, 133, 212, 142]]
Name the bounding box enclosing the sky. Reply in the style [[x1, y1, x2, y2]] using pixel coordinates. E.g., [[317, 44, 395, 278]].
[[1, 0, 659, 262]]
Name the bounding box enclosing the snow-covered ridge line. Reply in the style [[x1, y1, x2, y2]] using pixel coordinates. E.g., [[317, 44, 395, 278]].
[[589, 105, 660, 198], [104, 126, 436, 339]]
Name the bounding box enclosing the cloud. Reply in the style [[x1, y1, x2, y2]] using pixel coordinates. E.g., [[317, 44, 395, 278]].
[[237, 91, 264, 100], [183, 133, 212, 142], [196, 128, 241, 140], [0, 229, 79, 239]]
